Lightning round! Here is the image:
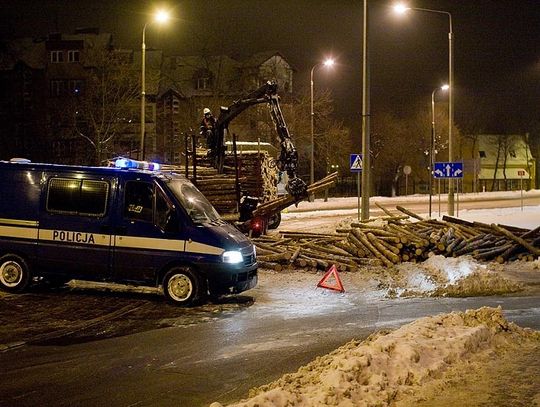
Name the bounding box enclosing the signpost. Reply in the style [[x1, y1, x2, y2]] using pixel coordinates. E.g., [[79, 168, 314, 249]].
[[518, 169, 526, 211], [403, 165, 411, 196], [432, 162, 464, 218], [350, 154, 363, 220], [433, 162, 464, 179]]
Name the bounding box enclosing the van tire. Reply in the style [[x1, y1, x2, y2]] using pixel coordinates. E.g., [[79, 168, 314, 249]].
[[163, 266, 203, 306], [0, 255, 31, 293]]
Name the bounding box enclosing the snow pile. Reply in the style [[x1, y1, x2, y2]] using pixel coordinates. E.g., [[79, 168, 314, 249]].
[[422, 255, 480, 284], [212, 307, 538, 407], [386, 255, 522, 297]]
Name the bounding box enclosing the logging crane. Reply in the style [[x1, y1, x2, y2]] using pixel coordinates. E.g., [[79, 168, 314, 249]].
[[207, 81, 308, 200]]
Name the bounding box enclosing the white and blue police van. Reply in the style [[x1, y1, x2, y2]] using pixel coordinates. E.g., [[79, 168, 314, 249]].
[[0, 158, 257, 305]]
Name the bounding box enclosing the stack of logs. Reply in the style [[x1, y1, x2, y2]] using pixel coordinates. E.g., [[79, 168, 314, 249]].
[[193, 150, 278, 214], [254, 204, 540, 271], [223, 152, 278, 203]]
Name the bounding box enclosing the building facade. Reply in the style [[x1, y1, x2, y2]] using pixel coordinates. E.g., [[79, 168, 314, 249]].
[[461, 134, 536, 192], [1, 33, 294, 166]]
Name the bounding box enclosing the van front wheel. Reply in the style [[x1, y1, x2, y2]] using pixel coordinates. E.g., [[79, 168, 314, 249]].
[[163, 266, 203, 306], [0, 255, 31, 293]]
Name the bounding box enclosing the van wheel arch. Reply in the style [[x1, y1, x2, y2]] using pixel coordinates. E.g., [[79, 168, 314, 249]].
[[0, 254, 32, 293]]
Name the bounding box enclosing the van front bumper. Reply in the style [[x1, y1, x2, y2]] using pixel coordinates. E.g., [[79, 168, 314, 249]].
[[206, 263, 258, 296]]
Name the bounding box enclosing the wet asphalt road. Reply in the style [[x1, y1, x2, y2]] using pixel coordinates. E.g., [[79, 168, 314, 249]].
[[1, 293, 539, 407]]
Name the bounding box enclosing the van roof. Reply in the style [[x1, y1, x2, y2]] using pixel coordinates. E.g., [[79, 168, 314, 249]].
[[0, 160, 186, 180]]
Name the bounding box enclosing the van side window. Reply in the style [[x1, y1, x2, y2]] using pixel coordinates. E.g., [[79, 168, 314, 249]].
[[80, 180, 109, 215], [124, 181, 153, 222], [47, 178, 109, 217]]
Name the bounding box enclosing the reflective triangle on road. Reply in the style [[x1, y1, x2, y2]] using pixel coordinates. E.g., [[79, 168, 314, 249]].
[[317, 264, 345, 292]]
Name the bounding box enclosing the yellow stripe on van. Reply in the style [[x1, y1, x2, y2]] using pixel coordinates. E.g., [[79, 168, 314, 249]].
[[114, 236, 224, 256], [114, 235, 185, 252], [0, 218, 39, 227], [185, 240, 225, 256], [0, 225, 39, 240], [0, 222, 224, 257]]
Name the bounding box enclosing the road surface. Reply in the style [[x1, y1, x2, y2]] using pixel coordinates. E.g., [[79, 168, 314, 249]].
[[1, 289, 539, 407]]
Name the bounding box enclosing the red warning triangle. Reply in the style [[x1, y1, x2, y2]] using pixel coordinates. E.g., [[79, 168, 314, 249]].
[[317, 264, 345, 292]]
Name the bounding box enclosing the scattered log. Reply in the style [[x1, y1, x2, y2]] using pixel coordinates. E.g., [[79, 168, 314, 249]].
[[490, 224, 540, 256], [253, 205, 539, 272], [396, 206, 425, 221]]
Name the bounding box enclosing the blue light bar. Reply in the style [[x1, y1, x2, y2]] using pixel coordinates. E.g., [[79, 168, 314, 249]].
[[114, 158, 161, 171]]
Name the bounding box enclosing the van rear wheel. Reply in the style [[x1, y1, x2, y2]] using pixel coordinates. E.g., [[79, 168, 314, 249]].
[[0, 255, 31, 293], [163, 266, 203, 306]]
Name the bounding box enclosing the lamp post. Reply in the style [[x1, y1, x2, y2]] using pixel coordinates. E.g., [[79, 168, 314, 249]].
[[394, 3, 454, 215], [430, 84, 449, 217], [140, 10, 170, 161], [361, 0, 370, 220], [310, 58, 335, 191]]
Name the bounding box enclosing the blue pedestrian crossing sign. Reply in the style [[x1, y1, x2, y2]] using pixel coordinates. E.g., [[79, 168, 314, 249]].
[[350, 154, 363, 172], [433, 162, 464, 179]]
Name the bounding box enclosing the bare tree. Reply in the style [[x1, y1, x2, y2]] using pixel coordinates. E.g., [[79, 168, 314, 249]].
[[62, 48, 140, 164]]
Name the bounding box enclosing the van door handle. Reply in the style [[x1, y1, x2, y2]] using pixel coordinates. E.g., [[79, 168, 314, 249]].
[[115, 226, 127, 235]]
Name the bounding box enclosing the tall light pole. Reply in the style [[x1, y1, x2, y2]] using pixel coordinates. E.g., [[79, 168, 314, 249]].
[[140, 10, 170, 161], [394, 3, 454, 215], [361, 0, 370, 220], [310, 58, 335, 191], [430, 84, 449, 217]]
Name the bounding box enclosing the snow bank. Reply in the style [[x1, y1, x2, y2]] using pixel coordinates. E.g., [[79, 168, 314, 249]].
[[212, 307, 538, 407], [387, 255, 522, 297]]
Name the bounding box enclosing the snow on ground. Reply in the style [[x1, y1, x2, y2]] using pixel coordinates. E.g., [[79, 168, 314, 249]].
[[457, 205, 540, 229], [282, 190, 540, 231], [278, 193, 540, 298], [212, 307, 540, 407], [286, 189, 540, 214], [212, 196, 540, 406]]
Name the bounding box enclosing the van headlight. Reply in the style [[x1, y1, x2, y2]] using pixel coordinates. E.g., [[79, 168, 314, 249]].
[[222, 251, 243, 264]]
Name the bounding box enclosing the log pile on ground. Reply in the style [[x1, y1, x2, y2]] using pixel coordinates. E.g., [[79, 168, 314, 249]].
[[254, 204, 539, 271]]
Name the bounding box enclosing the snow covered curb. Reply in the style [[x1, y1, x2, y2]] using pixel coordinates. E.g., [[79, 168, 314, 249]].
[[212, 307, 538, 407]]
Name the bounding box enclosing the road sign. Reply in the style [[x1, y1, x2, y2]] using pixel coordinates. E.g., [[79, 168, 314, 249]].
[[433, 162, 464, 179], [350, 154, 363, 172]]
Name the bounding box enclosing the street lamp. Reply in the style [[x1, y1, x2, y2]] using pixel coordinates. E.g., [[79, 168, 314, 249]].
[[140, 9, 170, 160], [394, 3, 454, 215], [310, 58, 335, 190], [429, 84, 449, 217]]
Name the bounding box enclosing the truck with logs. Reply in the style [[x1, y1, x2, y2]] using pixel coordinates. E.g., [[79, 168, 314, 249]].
[[191, 81, 337, 236]]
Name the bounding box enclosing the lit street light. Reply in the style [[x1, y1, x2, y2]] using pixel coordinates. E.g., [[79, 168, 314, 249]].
[[394, 3, 455, 215], [140, 9, 170, 160], [310, 58, 335, 192], [429, 84, 449, 217]]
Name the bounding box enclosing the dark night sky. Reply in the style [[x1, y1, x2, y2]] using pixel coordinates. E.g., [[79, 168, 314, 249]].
[[1, 0, 539, 133]]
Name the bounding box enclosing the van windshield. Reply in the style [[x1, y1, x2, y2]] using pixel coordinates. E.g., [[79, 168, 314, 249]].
[[168, 180, 221, 224]]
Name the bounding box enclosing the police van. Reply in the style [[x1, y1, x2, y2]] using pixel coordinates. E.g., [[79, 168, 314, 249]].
[[0, 158, 257, 305]]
